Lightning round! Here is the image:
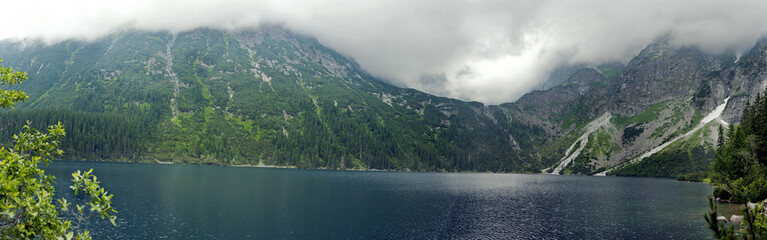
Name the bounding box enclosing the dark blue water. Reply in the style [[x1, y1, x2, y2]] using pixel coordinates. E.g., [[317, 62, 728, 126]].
[[43, 161, 714, 239]]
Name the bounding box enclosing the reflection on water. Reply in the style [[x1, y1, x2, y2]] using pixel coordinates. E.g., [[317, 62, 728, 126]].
[[44, 162, 714, 239]]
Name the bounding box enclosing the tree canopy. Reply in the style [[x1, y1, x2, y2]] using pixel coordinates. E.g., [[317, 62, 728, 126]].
[[706, 89, 767, 239], [0, 58, 116, 239]]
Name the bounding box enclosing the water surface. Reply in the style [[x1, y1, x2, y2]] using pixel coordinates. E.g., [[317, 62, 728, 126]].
[[44, 161, 714, 239]]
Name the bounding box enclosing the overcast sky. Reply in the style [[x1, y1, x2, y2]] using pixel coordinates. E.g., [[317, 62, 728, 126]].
[[3, 0, 767, 104]]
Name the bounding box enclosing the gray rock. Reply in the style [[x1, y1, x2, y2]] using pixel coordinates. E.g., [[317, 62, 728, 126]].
[[730, 215, 743, 224]]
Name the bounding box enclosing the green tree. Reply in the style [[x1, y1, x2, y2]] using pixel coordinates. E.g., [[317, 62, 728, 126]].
[[0, 59, 28, 109], [0, 58, 116, 239], [707, 88, 767, 239]]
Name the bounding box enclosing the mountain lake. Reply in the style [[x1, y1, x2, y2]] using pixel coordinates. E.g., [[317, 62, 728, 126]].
[[43, 161, 717, 239]]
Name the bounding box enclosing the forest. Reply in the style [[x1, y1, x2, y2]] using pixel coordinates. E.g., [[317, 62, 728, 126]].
[[0, 109, 153, 161], [705, 88, 767, 239]]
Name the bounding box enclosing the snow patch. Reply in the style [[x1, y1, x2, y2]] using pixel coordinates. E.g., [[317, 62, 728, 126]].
[[597, 97, 730, 176], [548, 113, 612, 175]]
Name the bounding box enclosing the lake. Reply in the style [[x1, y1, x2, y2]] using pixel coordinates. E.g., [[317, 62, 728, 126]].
[[43, 161, 715, 239]]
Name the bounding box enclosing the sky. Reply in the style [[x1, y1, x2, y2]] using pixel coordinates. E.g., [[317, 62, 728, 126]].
[[3, 0, 767, 104]]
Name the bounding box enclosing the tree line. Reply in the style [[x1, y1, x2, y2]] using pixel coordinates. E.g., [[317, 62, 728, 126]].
[[0, 108, 153, 161], [706, 88, 767, 239]]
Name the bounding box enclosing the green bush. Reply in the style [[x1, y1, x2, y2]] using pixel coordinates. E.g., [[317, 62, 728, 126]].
[[676, 171, 708, 182]]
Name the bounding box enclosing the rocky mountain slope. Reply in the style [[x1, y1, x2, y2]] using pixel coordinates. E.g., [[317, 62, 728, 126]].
[[0, 26, 543, 172], [2, 26, 766, 175], [506, 37, 767, 176]]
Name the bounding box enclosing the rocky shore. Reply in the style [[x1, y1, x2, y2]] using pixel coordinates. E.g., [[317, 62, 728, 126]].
[[716, 199, 767, 225]]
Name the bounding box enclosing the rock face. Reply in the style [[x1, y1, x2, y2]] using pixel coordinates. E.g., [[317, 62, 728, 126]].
[[2, 26, 767, 174], [612, 39, 735, 116], [504, 37, 767, 175]]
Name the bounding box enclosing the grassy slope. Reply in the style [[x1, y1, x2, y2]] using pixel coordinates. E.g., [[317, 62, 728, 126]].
[[0, 28, 547, 172]]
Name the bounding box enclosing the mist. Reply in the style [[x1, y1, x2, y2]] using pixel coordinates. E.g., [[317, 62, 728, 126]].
[[3, 0, 767, 104]]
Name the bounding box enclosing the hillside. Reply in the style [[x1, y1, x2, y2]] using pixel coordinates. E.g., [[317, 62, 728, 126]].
[[2, 26, 767, 175], [0, 26, 544, 172], [507, 38, 767, 176]]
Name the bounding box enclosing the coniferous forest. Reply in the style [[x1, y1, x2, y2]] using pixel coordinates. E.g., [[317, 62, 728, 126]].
[[0, 28, 551, 172], [0, 109, 154, 161], [705, 88, 767, 239]]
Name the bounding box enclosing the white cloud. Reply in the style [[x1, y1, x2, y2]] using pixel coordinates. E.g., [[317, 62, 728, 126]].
[[2, 0, 767, 104]]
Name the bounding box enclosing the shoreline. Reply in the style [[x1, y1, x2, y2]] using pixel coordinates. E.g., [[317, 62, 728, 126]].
[[55, 159, 540, 175], [51, 160, 710, 180]]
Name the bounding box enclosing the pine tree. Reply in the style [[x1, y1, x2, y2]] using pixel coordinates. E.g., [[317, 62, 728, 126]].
[[718, 125, 726, 148], [708, 88, 767, 239]]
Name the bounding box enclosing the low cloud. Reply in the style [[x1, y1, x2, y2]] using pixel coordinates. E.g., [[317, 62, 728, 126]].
[[3, 0, 767, 104]]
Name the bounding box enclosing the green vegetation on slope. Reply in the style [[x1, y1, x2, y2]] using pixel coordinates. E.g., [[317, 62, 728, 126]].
[[0, 109, 154, 161], [610, 144, 714, 177], [611, 120, 716, 178], [567, 126, 619, 174], [0, 27, 548, 172], [613, 100, 669, 127]]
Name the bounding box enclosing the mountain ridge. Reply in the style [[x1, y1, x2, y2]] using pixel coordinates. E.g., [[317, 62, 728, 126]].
[[0, 26, 539, 172], [1, 26, 765, 176]]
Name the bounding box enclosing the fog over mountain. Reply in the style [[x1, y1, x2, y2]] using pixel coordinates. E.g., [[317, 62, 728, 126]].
[[4, 0, 767, 104]]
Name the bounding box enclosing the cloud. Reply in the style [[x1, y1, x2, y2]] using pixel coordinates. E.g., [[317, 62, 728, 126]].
[[2, 0, 767, 104]]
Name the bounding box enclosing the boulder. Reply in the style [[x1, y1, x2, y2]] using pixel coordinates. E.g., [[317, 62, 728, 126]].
[[730, 215, 743, 224]]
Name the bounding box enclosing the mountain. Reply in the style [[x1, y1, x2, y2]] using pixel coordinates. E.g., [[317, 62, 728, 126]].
[[501, 37, 767, 176], [0, 26, 544, 172], [1, 26, 766, 175]]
